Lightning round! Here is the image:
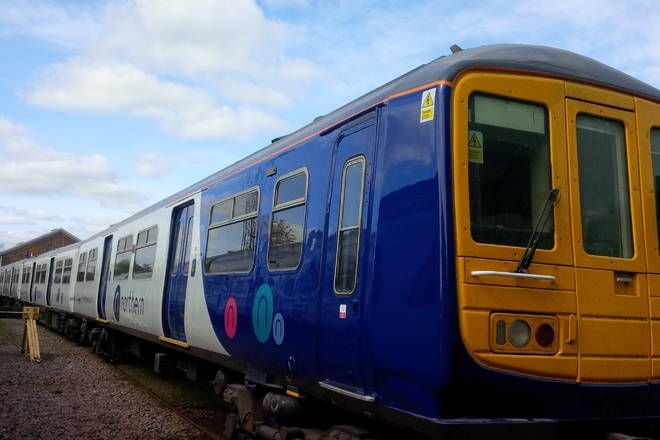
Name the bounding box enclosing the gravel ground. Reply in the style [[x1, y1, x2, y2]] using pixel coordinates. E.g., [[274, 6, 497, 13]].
[[0, 319, 206, 440]]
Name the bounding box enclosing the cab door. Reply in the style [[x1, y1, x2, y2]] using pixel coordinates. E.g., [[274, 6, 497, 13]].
[[636, 98, 660, 379], [452, 72, 577, 381], [565, 89, 649, 382]]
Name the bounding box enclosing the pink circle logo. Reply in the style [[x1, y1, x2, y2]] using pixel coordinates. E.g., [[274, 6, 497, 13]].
[[224, 297, 238, 339]]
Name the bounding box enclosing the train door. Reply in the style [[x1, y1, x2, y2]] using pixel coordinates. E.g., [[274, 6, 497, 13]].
[[97, 235, 113, 319], [29, 262, 36, 302], [637, 98, 660, 379], [163, 201, 194, 342], [46, 258, 54, 306], [565, 93, 649, 382], [318, 116, 375, 397]]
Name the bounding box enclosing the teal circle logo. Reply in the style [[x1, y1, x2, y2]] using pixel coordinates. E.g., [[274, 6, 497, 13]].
[[252, 284, 273, 343]]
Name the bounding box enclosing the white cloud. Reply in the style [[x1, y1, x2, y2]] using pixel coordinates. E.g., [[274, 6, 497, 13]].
[[25, 60, 289, 139], [0, 118, 145, 210], [0, 206, 63, 225], [134, 153, 171, 177], [13, 0, 325, 141], [0, 1, 102, 48]]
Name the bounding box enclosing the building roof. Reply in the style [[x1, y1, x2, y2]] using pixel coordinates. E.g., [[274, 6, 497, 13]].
[[0, 228, 80, 257], [88, 44, 660, 241]]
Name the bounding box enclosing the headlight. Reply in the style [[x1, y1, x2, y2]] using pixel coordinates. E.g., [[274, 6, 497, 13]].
[[508, 319, 531, 348]]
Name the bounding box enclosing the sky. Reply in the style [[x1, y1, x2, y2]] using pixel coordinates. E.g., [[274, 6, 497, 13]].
[[0, 0, 659, 249]]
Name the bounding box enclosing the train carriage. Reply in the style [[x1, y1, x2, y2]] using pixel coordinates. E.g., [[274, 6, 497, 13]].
[[4, 44, 660, 436]]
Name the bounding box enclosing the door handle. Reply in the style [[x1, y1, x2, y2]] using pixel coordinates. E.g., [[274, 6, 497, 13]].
[[470, 270, 556, 282], [191, 258, 197, 277]]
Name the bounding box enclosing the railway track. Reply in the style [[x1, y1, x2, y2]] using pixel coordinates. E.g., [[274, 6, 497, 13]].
[[112, 362, 226, 440]]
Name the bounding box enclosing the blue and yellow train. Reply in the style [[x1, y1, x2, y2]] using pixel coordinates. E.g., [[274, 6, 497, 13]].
[[2, 44, 660, 437]]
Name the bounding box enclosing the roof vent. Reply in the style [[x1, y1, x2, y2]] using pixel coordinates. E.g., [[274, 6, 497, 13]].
[[450, 44, 463, 54]]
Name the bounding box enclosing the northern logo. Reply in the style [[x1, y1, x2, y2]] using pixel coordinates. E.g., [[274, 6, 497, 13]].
[[113, 285, 121, 322]]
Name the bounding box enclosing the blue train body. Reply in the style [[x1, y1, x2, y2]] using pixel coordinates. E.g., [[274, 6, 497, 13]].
[[3, 45, 660, 436]]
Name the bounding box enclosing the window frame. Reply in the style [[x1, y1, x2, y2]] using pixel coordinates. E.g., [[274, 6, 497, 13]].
[[205, 186, 260, 275], [565, 98, 643, 272], [53, 259, 63, 285], [133, 226, 158, 280], [113, 235, 134, 280], [77, 252, 88, 283], [267, 168, 309, 272], [86, 248, 98, 282], [62, 258, 73, 284], [333, 156, 366, 295], [451, 72, 572, 266]]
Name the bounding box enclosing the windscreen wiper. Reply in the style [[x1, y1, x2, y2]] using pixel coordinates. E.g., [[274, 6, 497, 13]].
[[516, 188, 560, 273]]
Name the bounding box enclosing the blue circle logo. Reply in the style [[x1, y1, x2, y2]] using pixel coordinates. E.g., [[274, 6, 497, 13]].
[[273, 313, 285, 346], [252, 284, 273, 343], [113, 285, 121, 322]]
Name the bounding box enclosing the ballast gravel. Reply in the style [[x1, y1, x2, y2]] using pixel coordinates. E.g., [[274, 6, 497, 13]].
[[0, 319, 206, 439]]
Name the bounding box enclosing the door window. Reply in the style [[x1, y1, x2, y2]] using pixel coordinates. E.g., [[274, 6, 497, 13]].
[[468, 94, 554, 248], [651, 128, 660, 244], [334, 157, 366, 294], [577, 114, 632, 258]]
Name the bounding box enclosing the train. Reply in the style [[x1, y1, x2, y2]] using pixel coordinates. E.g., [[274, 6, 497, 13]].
[[2, 44, 660, 438]]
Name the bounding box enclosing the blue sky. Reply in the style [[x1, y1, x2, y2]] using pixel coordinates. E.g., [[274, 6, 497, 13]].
[[0, 0, 659, 249]]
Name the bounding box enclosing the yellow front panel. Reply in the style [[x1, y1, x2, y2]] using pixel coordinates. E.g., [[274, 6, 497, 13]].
[[453, 71, 657, 384], [576, 269, 648, 319], [579, 317, 649, 357], [457, 259, 578, 380]]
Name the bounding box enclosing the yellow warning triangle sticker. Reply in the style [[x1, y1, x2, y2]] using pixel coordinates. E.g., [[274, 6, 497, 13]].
[[468, 133, 482, 149], [422, 92, 434, 107]]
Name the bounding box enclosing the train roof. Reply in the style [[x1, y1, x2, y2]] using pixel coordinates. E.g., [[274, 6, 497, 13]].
[[91, 44, 660, 240]]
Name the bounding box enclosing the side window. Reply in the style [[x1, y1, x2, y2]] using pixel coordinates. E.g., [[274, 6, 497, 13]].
[[54, 260, 63, 284], [577, 114, 632, 258], [62, 258, 73, 284], [651, 128, 660, 245], [468, 94, 553, 248], [334, 157, 366, 294], [86, 248, 97, 281], [268, 170, 308, 270], [134, 226, 158, 279], [113, 236, 133, 280], [205, 189, 259, 274], [77, 252, 87, 282]]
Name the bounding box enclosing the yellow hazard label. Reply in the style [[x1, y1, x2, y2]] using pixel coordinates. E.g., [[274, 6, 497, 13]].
[[468, 130, 484, 164], [419, 88, 436, 123], [422, 92, 434, 107]]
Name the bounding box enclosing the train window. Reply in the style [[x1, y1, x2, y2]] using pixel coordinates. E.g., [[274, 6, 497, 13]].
[[205, 188, 259, 274], [62, 258, 73, 284], [54, 260, 63, 284], [651, 128, 660, 245], [211, 200, 232, 224], [334, 157, 366, 295], [468, 94, 553, 248], [268, 170, 308, 271], [86, 248, 97, 281], [134, 226, 158, 279], [77, 252, 87, 282], [577, 114, 633, 258], [114, 235, 133, 280]]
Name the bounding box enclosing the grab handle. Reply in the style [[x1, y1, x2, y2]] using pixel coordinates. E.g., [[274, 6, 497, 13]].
[[470, 270, 556, 282]]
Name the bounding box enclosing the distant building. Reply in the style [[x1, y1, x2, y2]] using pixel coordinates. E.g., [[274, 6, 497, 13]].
[[0, 229, 80, 266]]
